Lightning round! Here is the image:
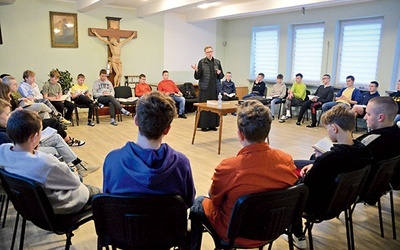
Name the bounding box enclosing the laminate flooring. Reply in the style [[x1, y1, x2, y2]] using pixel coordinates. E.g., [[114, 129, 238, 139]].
[[0, 111, 399, 249]]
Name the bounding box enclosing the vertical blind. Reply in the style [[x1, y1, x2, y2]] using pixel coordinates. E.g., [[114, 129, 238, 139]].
[[337, 17, 383, 86], [291, 23, 325, 84], [251, 26, 279, 79]]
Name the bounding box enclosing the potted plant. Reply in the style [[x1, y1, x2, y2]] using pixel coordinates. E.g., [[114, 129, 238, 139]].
[[53, 68, 73, 94]]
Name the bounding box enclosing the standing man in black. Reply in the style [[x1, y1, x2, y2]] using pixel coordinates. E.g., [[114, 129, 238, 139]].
[[191, 46, 224, 132]]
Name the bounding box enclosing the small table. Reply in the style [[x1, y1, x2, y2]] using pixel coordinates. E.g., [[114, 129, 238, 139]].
[[192, 102, 239, 154]]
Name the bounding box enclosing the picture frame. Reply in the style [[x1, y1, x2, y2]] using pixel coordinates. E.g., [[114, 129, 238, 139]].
[[49, 11, 78, 48]]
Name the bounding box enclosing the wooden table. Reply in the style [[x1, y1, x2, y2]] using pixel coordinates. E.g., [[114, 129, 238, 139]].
[[192, 102, 239, 154]]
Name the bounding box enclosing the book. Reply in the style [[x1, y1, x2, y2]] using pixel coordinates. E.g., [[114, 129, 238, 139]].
[[20, 99, 35, 108], [311, 136, 333, 154], [117, 97, 138, 103], [308, 95, 319, 100], [40, 127, 57, 142], [51, 94, 70, 101]]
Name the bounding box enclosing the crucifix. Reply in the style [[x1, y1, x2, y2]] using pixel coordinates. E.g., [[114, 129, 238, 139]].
[[89, 17, 137, 87]]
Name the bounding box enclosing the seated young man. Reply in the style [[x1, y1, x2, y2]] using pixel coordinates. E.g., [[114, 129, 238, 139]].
[[220, 71, 238, 101], [42, 70, 75, 124], [268, 74, 287, 119], [70, 73, 100, 126], [92, 69, 131, 126], [279, 73, 307, 122], [352, 81, 380, 117], [102, 91, 195, 207], [242, 72, 266, 99], [0, 109, 101, 214], [157, 70, 187, 119], [135, 74, 152, 97], [289, 105, 372, 249], [357, 96, 400, 189], [189, 100, 298, 249]]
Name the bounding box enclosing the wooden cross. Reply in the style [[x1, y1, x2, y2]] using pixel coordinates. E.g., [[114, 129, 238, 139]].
[[89, 17, 137, 86]]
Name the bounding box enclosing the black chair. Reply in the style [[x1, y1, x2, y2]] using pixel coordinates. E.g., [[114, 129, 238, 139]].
[[73, 102, 100, 126], [0, 168, 93, 250], [303, 165, 370, 250], [353, 155, 400, 239], [114, 86, 137, 121], [0, 182, 9, 228], [92, 194, 188, 250], [203, 184, 309, 250], [178, 82, 199, 113]]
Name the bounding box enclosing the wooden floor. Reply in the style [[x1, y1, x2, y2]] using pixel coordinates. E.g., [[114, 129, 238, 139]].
[[1, 111, 400, 249]]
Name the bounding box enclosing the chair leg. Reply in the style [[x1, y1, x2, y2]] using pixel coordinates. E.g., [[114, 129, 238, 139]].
[[19, 218, 26, 250], [344, 209, 355, 250], [2, 196, 9, 228], [65, 232, 74, 250], [11, 212, 19, 250], [378, 198, 384, 237], [74, 106, 80, 126], [390, 190, 396, 239], [95, 107, 100, 124], [305, 220, 314, 250]]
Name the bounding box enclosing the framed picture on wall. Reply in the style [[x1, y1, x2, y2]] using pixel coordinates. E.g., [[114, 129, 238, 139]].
[[49, 11, 78, 48]]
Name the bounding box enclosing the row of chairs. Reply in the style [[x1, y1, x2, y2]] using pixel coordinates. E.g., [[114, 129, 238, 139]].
[[71, 85, 136, 125], [0, 154, 399, 249]]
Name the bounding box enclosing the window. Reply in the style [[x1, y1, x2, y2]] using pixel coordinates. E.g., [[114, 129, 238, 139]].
[[291, 23, 325, 84], [251, 26, 279, 79], [337, 17, 383, 87]]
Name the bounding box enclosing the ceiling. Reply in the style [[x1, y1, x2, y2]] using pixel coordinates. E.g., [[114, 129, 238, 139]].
[[1, 0, 376, 22]]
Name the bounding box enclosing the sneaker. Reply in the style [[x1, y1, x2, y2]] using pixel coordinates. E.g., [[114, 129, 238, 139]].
[[283, 234, 306, 250], [110, 119, 118, 126], [231, 112, 237, 116], [306, 124, 317, 128], [87, 120, 95, 126], [97, 103, 104, 109], [121, 108, 131, 116], [178, 114, 187, 119], [75, 162, 100, 177], [67, 137, 85, 147], [272, 116, 275, 120], [280, 115, 288, 120], [59, 117, 72, 126], [296, 121, 301, 126]]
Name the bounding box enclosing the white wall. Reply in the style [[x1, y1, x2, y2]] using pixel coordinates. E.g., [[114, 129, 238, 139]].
[[0, 0, 219, 88], [221, 0, 400, 91]]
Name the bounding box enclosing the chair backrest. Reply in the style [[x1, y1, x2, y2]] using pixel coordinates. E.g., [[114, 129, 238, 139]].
[[114, 86, 133, 99], [182, 82, 197, 99], [226, 184, 309, 247], [0, 168, 56, 231], [359, 155, 400, 205], [319, 165, 370, 220], [92, 194, 187, 249]]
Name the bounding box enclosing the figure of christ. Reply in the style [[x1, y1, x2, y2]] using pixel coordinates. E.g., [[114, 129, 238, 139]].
[[91, 29, 136, 87]]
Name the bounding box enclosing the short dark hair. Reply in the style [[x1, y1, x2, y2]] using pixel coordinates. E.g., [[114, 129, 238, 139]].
[[321, 105, 355, 131], [136, 91, 176, 140], [258, 73, 265, 78], [370, 81, 379, 87], [22, 70, 35, 80], [277, 74, 283, 79], [346, 75, 355, 81], [295, 73, 303, 78], [49, 69, 59, 78], [369, 96, 398, 121], [162, 70, 169, 75], [226, 71, 232, 75], [323, 74, 331, 79], [99, 69, 107, 75], [7, 110, 42, 144], [237, 100, 272, 143], [139, 74, 146, 79], [77, 74, 85, 79]]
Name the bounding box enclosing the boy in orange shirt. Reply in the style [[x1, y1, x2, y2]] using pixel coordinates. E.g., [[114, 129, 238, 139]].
[[157, 70, 186, 118], [135, 74, 152, 97]]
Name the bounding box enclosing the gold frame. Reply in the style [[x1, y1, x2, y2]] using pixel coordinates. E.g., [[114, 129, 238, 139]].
[[49, 11, 78, 48]]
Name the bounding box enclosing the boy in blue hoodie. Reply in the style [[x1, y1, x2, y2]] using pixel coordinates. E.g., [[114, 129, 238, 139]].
[[102, 91, 196, 207]]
